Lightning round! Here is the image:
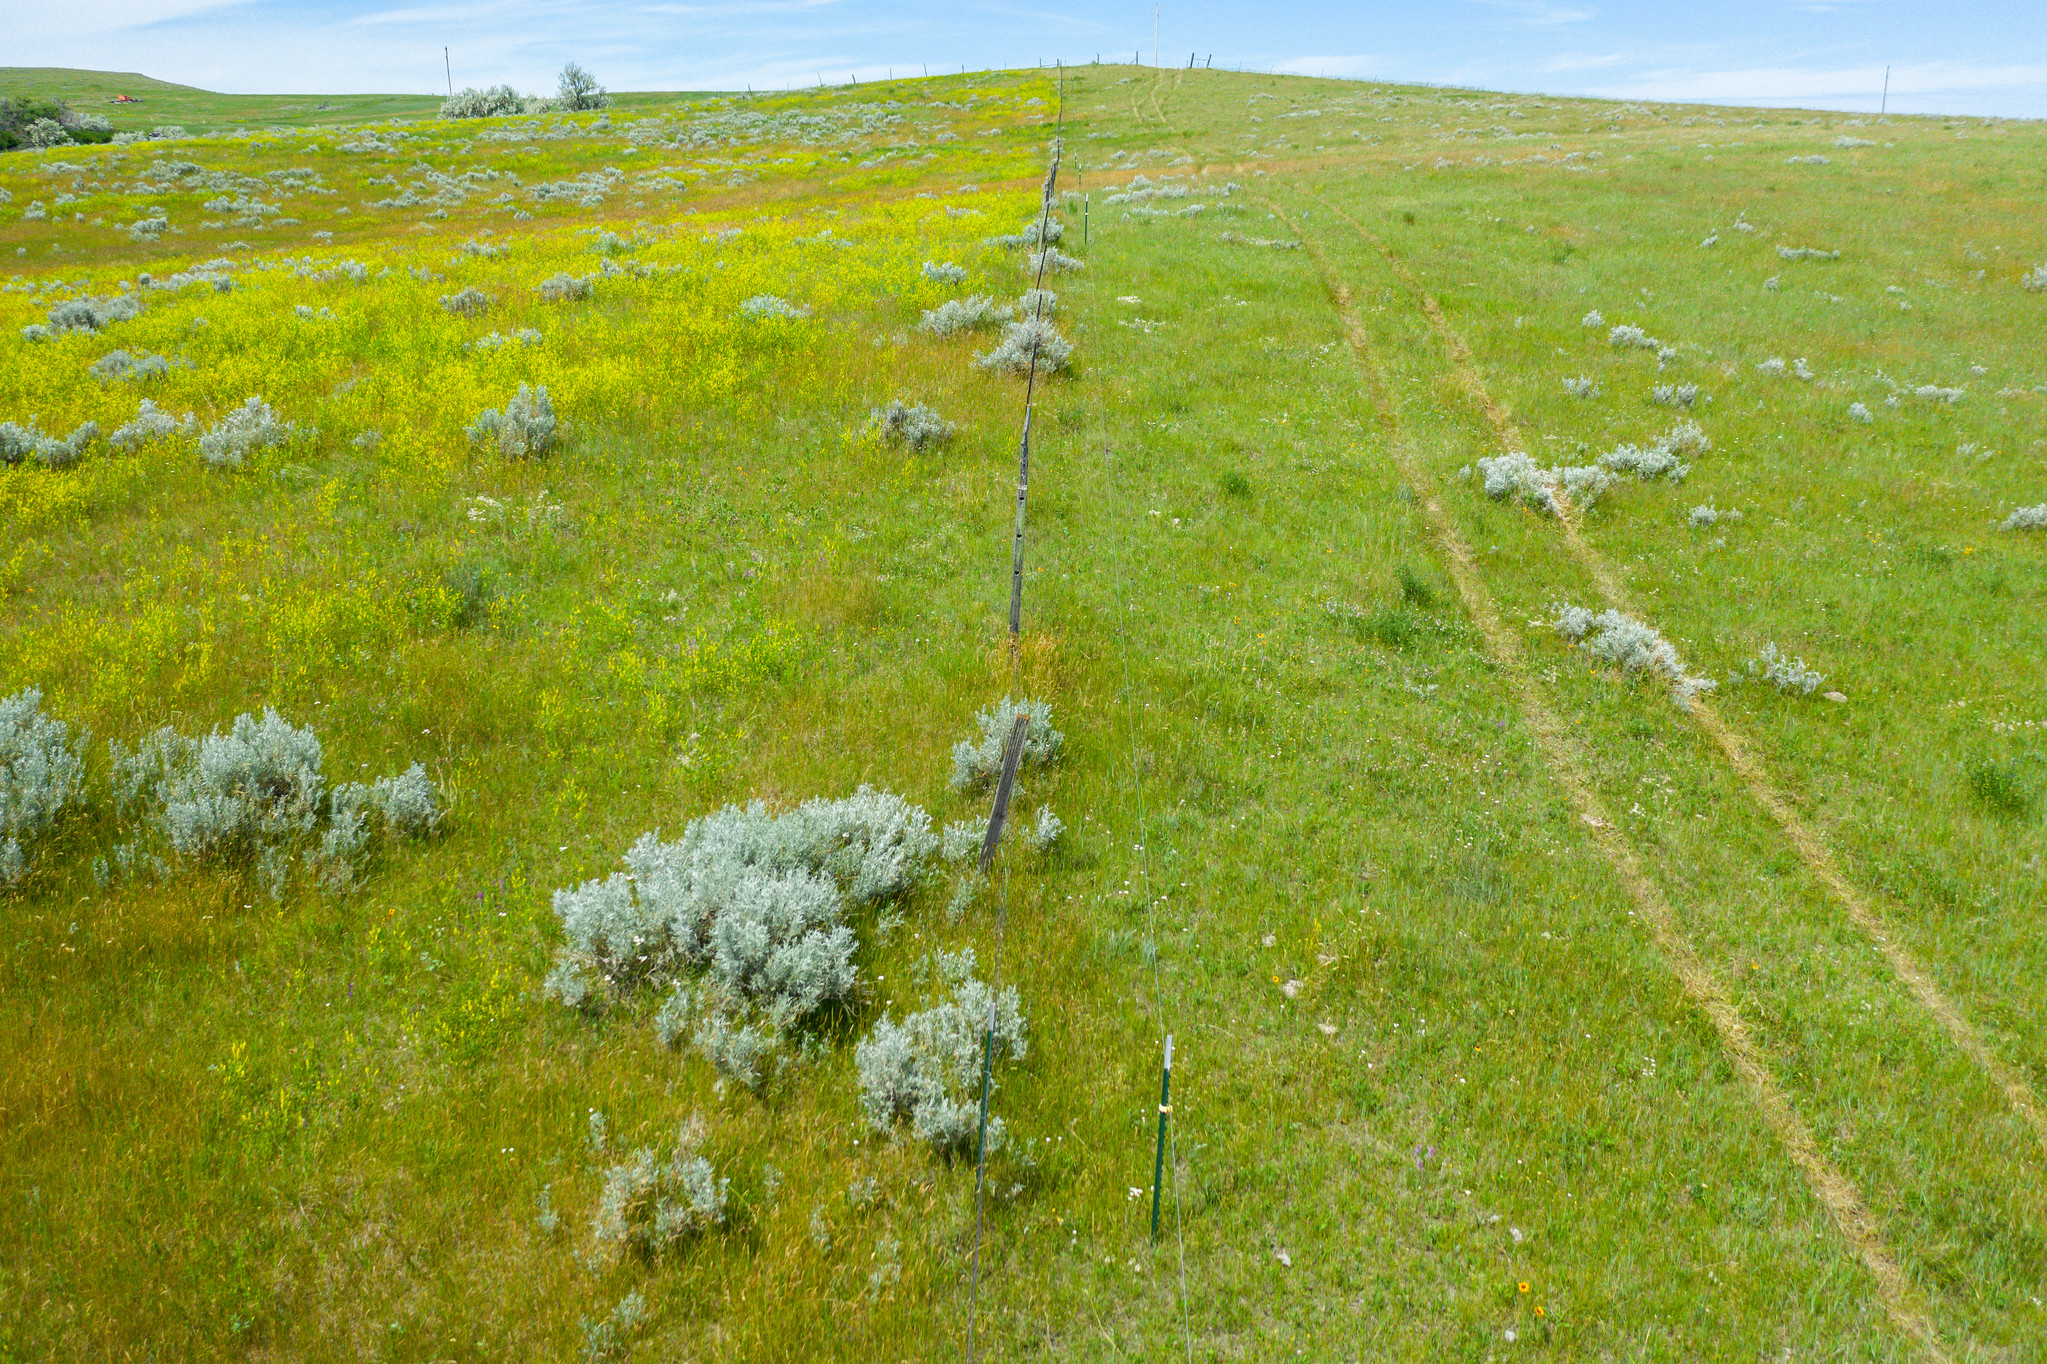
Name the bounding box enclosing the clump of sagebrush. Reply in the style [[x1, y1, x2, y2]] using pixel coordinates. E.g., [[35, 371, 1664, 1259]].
[[1913, 385, 1965, 404], [441, 85, 529, 119], [738, 294, 808, 320], [1581, 310, 1604, 327], [109, 709, 443, 899], [1776, 245, 1840, 261], [0, 418, 99, 471], [871, 399, 957, 451], [2023, 264, 2047, 293], [1018, 287, 1058, 317], [0, 689, 89, 889], [975, 317, 1072, 376], [1562, 376, 1598, 398], [89, 350, 170, 382], [919, 295, 1012, 336], [1554, 604, 1716, 709], [1651, 382, 1699, 409], [920, 260, 967, 284], [1025, 248, 1084, 275], [198, 397, 296, 470], [2000, 505, 2047, 532], [538, 272, 593, 302], [950, 697, 1063, 791], [855, 948, 1027, 1158], [47, 294, 143, 333], [1471, 451, 1612, 515], [591, 1117, 727, 1258], [1024, 806, 1064, 852], [1735, 643, 1825, 695], [1756, 357, 1787, 377], [109, 399, 195, 451], [467, 383, 557, 459], [988, 218, 1064, 249], [579, 1290, 649, 1364], [1688, 504, 1740, 528], [1608, 323, 1662, 351], [545, 788, 938, 1084], [1849, 402, 1874, 423], [439, 287, 492, 316]]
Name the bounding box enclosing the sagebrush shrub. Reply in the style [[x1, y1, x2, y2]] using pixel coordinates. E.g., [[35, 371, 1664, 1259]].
[[950, 697, 1063, 791], [1849, 402, 1874, 423], [1687, 504, 1740, 528], [538, 272, 593, 302], [1554, 604, 1716, 708], [918, 295, 1012, 336], [920, 260, 967, 284], [872, 399, 957, 450], [48, 294, 143, 333], [441, 85, 529, 119], [90, 350, 169, 382], [109, 399, 194, 451], [199, 397, 296, 469], [2023, 264, 2047, 293], [1018, 287, 1058, 317], [1472, 451, 1611, 514], [975, 317, 1073, 376], [940, 819, 983, 863], [591, 1119, 727, 1257], [1025, 247, 1084, 275], [1738, 643, 1825, 695], [855, 948, 1027, 1157], [1650, 382, 1698, 409], [0, 418, 98, 470], [1561, 376, 1598, 398], [2000, 505, 2047, 532], [0, 689, 89, 888], [1608, 323, 1660, 350], [467, 383, 557, 459], [439, 287, 492, 316], [1024, 806, 1064, 852], [371, 763, 444, 837], [738, 294, 808, 320], [1599, 441, 1688, 482], [545, 787, 937, 1051]]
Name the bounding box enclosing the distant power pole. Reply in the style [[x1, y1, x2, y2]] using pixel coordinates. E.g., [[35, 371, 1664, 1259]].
[[444, 47, 452, 97], [1154, 5, 1160, 67], [1881, 65, 1890, 114]]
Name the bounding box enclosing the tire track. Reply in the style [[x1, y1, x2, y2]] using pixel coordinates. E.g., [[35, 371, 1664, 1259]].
[[1306, 194, 2047, 1162], [1272, 201, 1954, 1364]]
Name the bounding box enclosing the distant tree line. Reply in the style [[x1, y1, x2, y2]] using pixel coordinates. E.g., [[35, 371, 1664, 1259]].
[[442, 62, 612, 119], [0, 97, 114, 152]]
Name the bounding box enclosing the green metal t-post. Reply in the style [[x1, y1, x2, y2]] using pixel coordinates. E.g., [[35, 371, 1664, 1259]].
[[1150, 1033, 1173, 1242]]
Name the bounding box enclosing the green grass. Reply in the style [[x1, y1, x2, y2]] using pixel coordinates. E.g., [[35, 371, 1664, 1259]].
[[2, 63, 2045, 1361]]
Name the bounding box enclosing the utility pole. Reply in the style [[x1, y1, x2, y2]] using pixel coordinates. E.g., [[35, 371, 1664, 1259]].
[[1881, 65, 1890, 115], [1154, 5, 1160, 67], [444, 47, 451, 97]]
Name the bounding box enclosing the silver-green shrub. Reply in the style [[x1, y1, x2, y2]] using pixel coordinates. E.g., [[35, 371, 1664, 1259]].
[[872, 399, 957, 450], [579, 1290, 649, 1364], [1999, 504, 2047, 532], [48, 294, 144, 333], [855, 948, 1027, 1157], [591, 1119, 727, 1257], [1562, 376, 1598, 398], [919, 295, 1011, 336], [1025, 806, 1064, 852], [538, 272, 593, 302], [1608, 323, 1660, 350], [1687, 504, 1740, 528], [1025, 247, 1084, 275], [940, 820, 982, 863], [1473, 452, 1612, 515], [467, 383, 557, 459], [90, 350, 170, 382], [920, 260, 967, 284], [371, 763, 445, 837], [1849, 401, 1874, 423], [199, 397, 296, 469], [0, 418, 98, 470], [544, 787, 937, 1041], [439, 287, 492, 316], [738, 294, 808, 320], [975, 317, 1072, 375], [441, 85, 529, 119], [1650, 382, 1698, 409], [0, 689, 89, 889], [1018, 287, 1058, 317], [22, 119, 71, 149], [950, 697, 1063, 791], [109, 399, 195, 451], [1554, 603, 1716, 709], [1738, 643, 1825, 695]]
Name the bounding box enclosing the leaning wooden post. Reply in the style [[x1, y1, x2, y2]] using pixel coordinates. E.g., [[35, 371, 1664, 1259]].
[[1151, 1033, 1173, 1241], [977, 712, 1033, 874]]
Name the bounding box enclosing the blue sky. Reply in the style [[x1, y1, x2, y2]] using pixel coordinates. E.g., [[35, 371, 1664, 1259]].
[[6, 0, 2046, 117]]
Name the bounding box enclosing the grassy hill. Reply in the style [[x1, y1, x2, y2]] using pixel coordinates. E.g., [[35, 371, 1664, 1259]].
[[1, 64, 2043, 1361]]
